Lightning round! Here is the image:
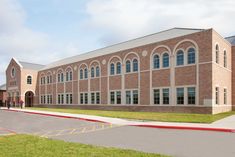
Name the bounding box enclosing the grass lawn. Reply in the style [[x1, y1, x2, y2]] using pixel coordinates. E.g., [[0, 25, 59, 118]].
[[0, 135, 168, 157], [29, 107, 235, 123]]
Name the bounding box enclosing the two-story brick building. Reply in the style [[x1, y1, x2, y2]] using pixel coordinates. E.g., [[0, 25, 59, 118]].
[[5, 28, 235, 114]]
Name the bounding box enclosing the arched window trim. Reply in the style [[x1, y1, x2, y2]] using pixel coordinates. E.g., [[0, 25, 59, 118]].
[[162, 52, 170, 68], [187, 47, 196, 64], [11, 67, 16, 78], [27, 75, 32, 85], [176, 49, 184, 66], [65, 68, 73, 82], [57, 70, 64, 83], [125, 60, 131, 73], [153, 54, 160, 69]]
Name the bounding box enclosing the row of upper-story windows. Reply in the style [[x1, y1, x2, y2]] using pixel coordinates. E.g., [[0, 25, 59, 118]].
[[153, 48, 196, 69], [215, 44, 227, 68], [39, 48, 198, 84], [80, 66, 100, 80]]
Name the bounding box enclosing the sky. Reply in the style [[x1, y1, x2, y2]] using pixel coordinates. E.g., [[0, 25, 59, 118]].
[[1, 0, 235, 85]]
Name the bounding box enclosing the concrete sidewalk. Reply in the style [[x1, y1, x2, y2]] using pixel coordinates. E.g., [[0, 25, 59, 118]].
[[1, 107, 235, 133]]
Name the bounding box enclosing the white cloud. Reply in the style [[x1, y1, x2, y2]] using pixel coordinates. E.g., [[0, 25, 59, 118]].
[[86, 0, 235, 44], [0, 0, 80, 85]]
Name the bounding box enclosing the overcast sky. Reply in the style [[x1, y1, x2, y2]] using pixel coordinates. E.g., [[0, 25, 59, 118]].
[[1, 0, 235, 85]]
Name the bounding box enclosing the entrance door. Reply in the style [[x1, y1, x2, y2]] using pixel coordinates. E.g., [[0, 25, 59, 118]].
[[25, 91, 34, 107]]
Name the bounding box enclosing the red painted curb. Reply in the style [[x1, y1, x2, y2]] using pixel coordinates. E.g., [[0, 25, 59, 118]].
[[2, 109, 108, 124], [130, 124, 235, 133], [2, 109, 235, 133]]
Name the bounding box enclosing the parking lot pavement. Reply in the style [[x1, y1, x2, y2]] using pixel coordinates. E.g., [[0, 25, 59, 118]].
[[0, 110, 120, 137], [1, 110, 235, 157]]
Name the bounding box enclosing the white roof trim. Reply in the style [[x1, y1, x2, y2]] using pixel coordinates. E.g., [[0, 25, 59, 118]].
[[12, 57, 23, 68], [41, 28, 205, 70]]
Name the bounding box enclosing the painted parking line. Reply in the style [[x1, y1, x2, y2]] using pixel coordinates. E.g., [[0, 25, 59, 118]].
[[33, 123, 120, 138], [0, 127, 16, 136]]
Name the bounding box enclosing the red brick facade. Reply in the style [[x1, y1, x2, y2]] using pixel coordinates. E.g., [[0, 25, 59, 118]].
[[5, 28, 235, 114]]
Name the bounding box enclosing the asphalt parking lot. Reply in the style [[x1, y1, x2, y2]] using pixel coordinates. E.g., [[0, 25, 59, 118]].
[[1, 110, 235, 157]]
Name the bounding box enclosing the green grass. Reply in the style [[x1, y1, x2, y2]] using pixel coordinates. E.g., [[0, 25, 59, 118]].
[[0, 135, 168, 157], [29, 107, 235, 123]]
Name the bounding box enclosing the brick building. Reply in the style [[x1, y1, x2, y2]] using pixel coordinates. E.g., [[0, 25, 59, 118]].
[[0, 84, 7, 107], [5, 28, 235, 114]]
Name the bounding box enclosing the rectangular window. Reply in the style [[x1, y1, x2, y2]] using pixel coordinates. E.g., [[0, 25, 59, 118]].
[[177, 88, 184, 105], [91, 93, 95, 104], [47, 95, 50, 104], [61, 94, 64, 104], [50, 95, 53, 104], [215, 87, 219, 105], [80, 93, 84, 104], [126, 91, 131, 104], [84, 93, 88, 104], [41, 95, 43, 104], [133, 90, 138, 104], [188, 87, 196, 105], [116, 91, 121, 104], [162, 88, 169, 105], [110, 92, 115, 104], [66, 94, 69, 104], [224, 88, 227, 105], [58, 94, 61, 104], [57, 74, 60, 83], [96, 92, 100, 104], [154, 89, 160, 105], [43, 95, 46, 104]]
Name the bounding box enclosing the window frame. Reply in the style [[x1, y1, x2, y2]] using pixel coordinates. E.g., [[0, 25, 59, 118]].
[[162, 53, 170, 68], [27, 75, 32, 85], [176, 50, 184, 66]]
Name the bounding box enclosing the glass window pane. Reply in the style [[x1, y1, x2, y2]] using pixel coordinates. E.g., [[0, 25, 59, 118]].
[[96, 66, 100, 77], [163, 88, 169, 105], [163, 53, 169, 68], [153, 55, 160, 69], [110, 63, 115, 75], [126, 61, 131, 73], [80, 69, 83, 79], [91, 67, 95, 78], [133, 90, 138, 104], [188, 87, 196, 105], [84, 93, 88, 104], [110, 92, 115, 104], [116, 62, 121, 74], [116, 91, 121, 104], [177, 88, 184, 105], [133, 59, 138, 72], [154, 89, 160, 104], [177, 50, 184, 66], [126, 91, 131, 104], [84, 68, 88, 79], [188, 48, 195, 64], [96, 92, 100, 104]]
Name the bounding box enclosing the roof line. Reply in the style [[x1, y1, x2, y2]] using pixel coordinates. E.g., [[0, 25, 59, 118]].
[[12, 57, 23, 68], [44, 27, 205, 69]]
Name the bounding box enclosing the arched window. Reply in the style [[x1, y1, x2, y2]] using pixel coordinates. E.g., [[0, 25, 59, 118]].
[[61, 73, 64, 82], [80, 69, 83, 79], [110, 63, 115, 75], [27, 76, 32, 84], [11, 68, 15, 78], [163, 53, 169, 68], [91, 67, 95, 78], [69, 71, 72, 81], [216, 44, 219, 63], [57, 73, 61, 82], [126, 60, 131, 73], [84, 68, 88, 79], [224, 50, 227, 68], [176, 50, 184, 66], [188, 48, 196, 64], [96, 66, 100, 77], [133, 59, 138, 72], [116, 62, 121, 74], [153, 54, 160, 69]]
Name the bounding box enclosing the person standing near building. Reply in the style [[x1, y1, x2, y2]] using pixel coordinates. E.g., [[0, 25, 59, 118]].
[[19, 100, 24, 109]]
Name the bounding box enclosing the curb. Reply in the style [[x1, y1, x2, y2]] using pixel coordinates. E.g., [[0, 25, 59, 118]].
[[2, 109, 235, 133], [130, 124, 235, 133], [1, 109, 108, 124]]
